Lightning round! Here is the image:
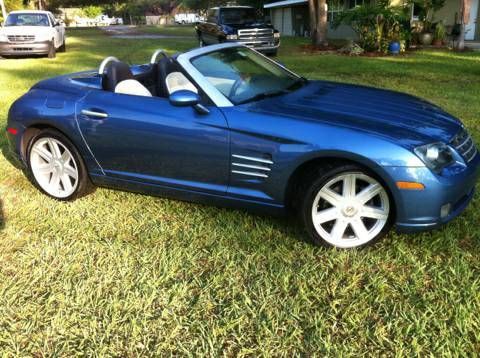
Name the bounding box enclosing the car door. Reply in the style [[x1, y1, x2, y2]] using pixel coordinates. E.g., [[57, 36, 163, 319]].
[[48, 13, 61, 47], [76, 91, 230, 194]]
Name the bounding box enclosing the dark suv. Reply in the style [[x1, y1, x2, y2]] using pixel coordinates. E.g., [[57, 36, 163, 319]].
[[195, 6, 280, 55]]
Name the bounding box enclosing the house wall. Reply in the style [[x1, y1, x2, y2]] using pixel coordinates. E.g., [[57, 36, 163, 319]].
[[269, 4, 357, 39], [433, 0, 459, 26]]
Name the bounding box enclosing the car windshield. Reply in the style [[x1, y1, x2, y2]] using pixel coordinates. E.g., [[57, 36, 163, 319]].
[[220, 8, 257, 25], [5, 13, 50, 26], [191, 47, 305, 105]]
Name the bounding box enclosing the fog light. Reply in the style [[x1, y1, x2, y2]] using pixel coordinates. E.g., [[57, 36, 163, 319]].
[[441, 203, 451, 218]]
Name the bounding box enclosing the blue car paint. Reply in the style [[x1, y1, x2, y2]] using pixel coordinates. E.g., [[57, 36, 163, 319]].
[[5, 62, 480, 232]]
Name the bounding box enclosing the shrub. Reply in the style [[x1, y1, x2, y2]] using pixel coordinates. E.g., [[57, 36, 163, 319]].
[[333, 3, 411, 52]]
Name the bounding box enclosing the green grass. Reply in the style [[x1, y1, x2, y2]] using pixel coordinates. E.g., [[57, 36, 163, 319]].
[[1, 28, 480, 355]]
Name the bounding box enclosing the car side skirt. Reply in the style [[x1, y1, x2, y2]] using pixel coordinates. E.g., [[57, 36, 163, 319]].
[[90, 173, 287, 216]]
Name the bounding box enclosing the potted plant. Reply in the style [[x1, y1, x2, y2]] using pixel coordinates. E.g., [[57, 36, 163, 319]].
[[433, 21, 446, 46], [388, 22, 402, 54], [411, 0, 446, 46]]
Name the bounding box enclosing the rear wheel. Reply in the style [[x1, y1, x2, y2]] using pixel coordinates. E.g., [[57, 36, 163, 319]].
[[47, 41, 56, 58], [27, 129, 92, 200], [300, 164, 392, 248]]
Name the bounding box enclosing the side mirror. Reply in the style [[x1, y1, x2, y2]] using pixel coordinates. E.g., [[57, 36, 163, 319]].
[[169, 90, 210, 114], [169, 90, 200, 107]]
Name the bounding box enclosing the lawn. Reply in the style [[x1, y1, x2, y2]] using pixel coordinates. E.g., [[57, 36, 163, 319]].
[[1, 28, 480, 355]]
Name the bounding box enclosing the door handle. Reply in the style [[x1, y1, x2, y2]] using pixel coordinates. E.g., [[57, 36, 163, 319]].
[[81, 109, 109, 119]]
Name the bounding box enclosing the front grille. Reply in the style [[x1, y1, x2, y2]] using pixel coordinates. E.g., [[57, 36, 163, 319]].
[[13, 47, 33, 51], [238, 28, 274, 41], [451, 129, 478, 163], [8, 35, 35, 43]]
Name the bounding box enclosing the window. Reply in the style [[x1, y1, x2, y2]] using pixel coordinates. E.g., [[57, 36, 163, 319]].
[[191, 47, 303, 105], [5, 13, 50, 27], [412, 3, 421, 20], [348, 0, 365, 8], [328, 0, 344, 23], [219, 8, 257, 25], [207, 9, 217, 23]]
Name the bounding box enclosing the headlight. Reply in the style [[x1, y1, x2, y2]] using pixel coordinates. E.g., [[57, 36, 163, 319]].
[[0, 33, 8, 42], [414, 142, 454, 173], [226, 34, 238, 40], [274, 32, 281, 38]]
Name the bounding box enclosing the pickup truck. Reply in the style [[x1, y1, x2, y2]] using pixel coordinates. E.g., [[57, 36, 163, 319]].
[[195, 6, 280, 56], [0, 10, 65, 58]]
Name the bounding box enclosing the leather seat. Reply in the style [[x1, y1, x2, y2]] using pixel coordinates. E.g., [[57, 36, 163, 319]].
[[102, 61, 152, 97], [156, 57, 174, 98]]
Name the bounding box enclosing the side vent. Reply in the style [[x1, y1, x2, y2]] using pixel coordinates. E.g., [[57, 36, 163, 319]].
[[231, 154, 273, 179]]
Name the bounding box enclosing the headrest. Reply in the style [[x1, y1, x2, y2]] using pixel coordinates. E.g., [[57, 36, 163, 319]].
[[102, 61, 134, 92]]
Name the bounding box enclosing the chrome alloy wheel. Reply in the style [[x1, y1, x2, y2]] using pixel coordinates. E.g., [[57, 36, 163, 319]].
[[311, 172, 390, 248], [30, 137, 79, 198]]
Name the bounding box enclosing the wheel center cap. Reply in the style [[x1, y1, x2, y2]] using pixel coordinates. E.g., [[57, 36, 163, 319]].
[[54, 160, 63, 171], [342, 205, 358, 217]]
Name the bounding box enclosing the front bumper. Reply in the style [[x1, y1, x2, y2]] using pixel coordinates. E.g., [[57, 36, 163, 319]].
[[385, 152, 480, 232], [0, 41, 50, 55], [226, 39, 280, 53]]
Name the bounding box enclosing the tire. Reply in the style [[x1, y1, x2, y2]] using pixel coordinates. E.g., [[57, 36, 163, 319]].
[[198, 35, 205, 47], [299, 164, 393, 249], [47, 41, 56, 58], [26, 129, 93, 201], [58, 38, 66, 53]]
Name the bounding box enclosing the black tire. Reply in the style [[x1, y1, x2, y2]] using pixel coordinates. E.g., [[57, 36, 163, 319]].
[[299, 163, 393, 249], [198, 35, 205, 47], [58, 38, 66, 53], [26, 129, 93, 201], [47, 41, 56, 58]]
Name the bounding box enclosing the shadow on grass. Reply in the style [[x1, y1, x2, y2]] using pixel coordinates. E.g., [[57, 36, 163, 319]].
[[0, 199, 4, 231]]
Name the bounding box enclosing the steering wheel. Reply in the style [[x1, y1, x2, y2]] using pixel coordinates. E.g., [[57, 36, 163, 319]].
[[229, 77, 248, 99]]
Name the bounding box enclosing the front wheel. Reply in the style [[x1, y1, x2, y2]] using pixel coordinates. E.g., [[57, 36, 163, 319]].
[[47, 41, 56, 58], [300, 165, 392, 248], [58, 38, 66, 52], [27, 129, 92, 201]]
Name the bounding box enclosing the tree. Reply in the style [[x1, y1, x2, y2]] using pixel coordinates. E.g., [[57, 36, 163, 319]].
[[308, 0, 328, 48], [456, 0, 472, 50]]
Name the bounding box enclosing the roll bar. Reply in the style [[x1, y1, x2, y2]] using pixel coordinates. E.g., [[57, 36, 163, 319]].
[[150, 49, 169, 64], [98, 56, 119, 75]]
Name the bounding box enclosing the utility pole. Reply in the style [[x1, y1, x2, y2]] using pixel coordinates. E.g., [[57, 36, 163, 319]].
[[0, 0, 7, 21]]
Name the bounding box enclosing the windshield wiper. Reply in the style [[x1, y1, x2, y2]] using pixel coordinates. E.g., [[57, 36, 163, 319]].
[[287, 77, 308, 91], [236, 89, 288, 105]]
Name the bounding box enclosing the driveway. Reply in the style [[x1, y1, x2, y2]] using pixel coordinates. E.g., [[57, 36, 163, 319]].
[[100, 25, 191, 39]]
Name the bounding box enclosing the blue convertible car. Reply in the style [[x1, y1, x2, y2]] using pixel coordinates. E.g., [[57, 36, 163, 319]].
[[6, 43, 480, 248]]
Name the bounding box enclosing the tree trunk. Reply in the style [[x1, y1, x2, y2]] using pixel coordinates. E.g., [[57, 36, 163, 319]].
[[315, 0, 328, 47], [308, 0, 328, 48], [308, 0, 316, 40], [456, 0, 471, 50], [0, 0, 7, 21]]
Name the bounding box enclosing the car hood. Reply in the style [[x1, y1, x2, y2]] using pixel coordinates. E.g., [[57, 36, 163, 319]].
[[1, 26, 49, 35], [224, 22, 274, 30], [249, 80, 462, 148]]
